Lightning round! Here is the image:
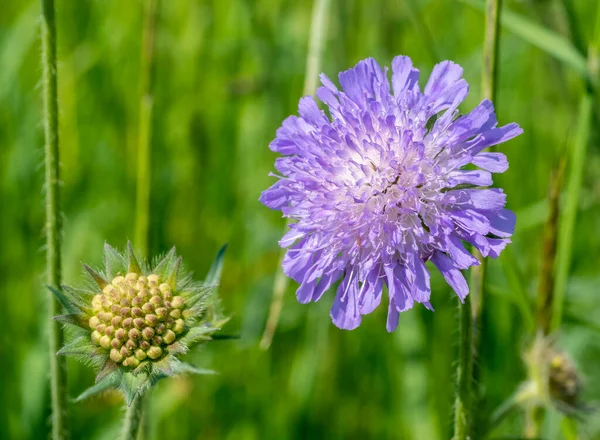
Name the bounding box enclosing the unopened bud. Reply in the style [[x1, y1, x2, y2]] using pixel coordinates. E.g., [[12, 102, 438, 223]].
[[142, 327, 155, 340], [142, 303, 154, 314], [89, 316, 100, 329], [147, 346, 162, 359], [155, 308, 168, 320], [172, 296, 184, 309], [110, 348, 124, 363], [173, 319, 185, 334], [133, 318, 145, 329], [128, 328, 141, 340], [145, 314, 158, 327], [169, 309, 181, 319], [91, 330, 101, 345], [135, 349, 147, 361], [163, 329, 176, 344], [100, 335, 111, 349]]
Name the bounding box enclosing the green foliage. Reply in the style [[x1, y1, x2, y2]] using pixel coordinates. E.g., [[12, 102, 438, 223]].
[[1, 0, 600, 439]]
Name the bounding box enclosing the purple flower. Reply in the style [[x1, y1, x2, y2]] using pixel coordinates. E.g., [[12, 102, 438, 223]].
[[260, 56, 522, 331]]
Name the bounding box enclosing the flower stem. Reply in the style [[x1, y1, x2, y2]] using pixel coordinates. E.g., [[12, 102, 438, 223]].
[[121, 395, 145, 440], [454, 295, 473, 440], [135, 0, 159, 256], [41, 0, 69, 438], [260, 0, 331, 350]]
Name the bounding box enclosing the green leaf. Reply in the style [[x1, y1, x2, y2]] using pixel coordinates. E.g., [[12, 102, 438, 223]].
[[460, 0, 588, 79], [53, 314, 89, 329], [171, 362, 218, 376], [180, 325, 220, 346], [47, 285, 87, 314], [126, 241, 142, 274], [119, 371, 151, 406], [497, 248, 535, 331], [95, 359, 119, 383], [104, 243, 127, 279], [166, 256, 182, 288], [561, 416, 579, 440], [83, 264, 109, 289], [205, 244, 228, 286], [153, 247, 177, 278], [57, 336, 106, 370], [74, 372, 121, 402]]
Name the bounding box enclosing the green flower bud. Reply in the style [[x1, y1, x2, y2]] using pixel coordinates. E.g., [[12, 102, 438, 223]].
[[142, 327, 155, 340], [110, 348, 124, 363], [124, 356, 140, 368], [89, 316, 100, 329], [100, 335, 111, 349], [145, 314, 158, 327], [55, 242, 228, 406], [128, 328, 141, 340], [155, 307, 168, 320], [91, 330, 101, 345], [152, 336, 163, 346], [163, 329, 176, 344], [173, 319, 185, 334], [147, 346, 162, 360], [115, 328, 127, 340], [171, 296, 184, 309]]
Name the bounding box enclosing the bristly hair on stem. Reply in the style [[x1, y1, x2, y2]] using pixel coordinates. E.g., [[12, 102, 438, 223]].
[[461, 0, 503, 438], [121, 394, 145, 440], [259, 0, 332, 350], [454, 295, 473, 440], [41, 0, 69, 437]]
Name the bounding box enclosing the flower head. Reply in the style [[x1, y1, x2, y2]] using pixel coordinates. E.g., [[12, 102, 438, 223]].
[[260, 56, 522, 331], [51, 242, 228, 405]]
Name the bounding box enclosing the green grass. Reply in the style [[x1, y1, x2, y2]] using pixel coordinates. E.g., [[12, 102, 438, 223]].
[[1, 0, 600, 439]]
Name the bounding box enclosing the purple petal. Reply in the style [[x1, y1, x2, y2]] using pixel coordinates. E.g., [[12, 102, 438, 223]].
[[359, 267, 383, 314], [330, 273, 361, 330], [472, 152, 509, 173], [386, 298, 400, 332], [431, 251, 469, 301], [391, 55, 420, 96], [485, 209, 516, 238], [447, 169, 493, 187]]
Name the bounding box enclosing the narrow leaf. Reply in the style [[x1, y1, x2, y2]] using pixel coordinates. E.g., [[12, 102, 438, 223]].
[[205, 244, 228, 286], [47, 285, 86, 314], [104, 243, 126, 279], [53, 314, 89, 329], [126, 240, 142, 274], [83, 264, 109, 289], [167, 256, 182, 289], [172, 362, 218, 376], [74, 373, 121, 402], [153, 247, 177, 278]]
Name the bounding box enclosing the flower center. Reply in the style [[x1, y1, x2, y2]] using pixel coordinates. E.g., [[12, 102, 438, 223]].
[[89, 272, 185, 368]]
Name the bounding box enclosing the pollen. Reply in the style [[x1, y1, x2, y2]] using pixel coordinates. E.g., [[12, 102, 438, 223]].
[[89, 272, 185, 367]]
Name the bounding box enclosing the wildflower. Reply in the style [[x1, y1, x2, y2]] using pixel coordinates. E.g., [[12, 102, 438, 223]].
[[260, 56, 522, 331], [50, 242, 228, 405]]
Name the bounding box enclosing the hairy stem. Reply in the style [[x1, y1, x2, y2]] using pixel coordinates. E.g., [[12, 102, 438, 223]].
[[41, 0, 69, 437], [454, 295, 473, 440], [260, 0, 331, 350], [121, 395, 145, 440]]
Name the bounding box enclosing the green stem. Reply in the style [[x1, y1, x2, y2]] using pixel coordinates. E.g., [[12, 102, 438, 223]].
[[259, 0, 331, 350], [454, 295, 473, 440], [134, 0, 159, 256], [41, 0, 68, 438], [481, 0, 502, 103], [121, 395, 145, 440]]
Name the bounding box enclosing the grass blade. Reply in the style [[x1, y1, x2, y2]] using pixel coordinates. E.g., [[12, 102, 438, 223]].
[[461, 0, 588, 79]]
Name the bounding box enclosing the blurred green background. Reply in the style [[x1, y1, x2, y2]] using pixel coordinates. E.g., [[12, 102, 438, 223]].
[[1, 0, 599, 438]]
